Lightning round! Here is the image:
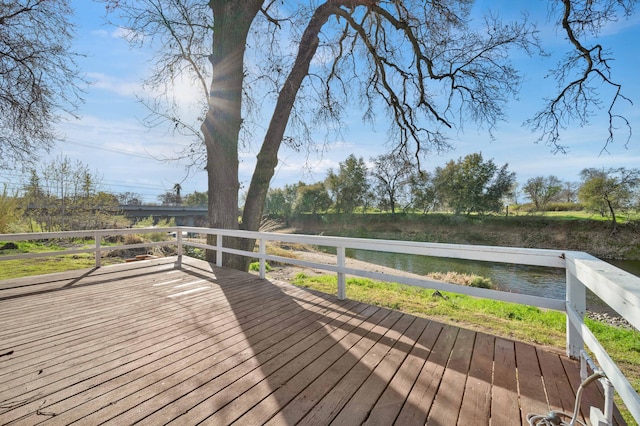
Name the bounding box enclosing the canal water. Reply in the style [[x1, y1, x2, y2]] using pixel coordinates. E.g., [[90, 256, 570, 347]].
[[345, 249, 640, 313]]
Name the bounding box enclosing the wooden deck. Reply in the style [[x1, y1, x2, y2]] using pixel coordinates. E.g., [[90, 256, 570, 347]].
[[0, 257, 623, 425]]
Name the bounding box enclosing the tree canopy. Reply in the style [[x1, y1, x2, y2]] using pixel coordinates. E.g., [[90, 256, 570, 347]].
[[578, 167, 640, 232], [434, 153, 515, 215], [523, 176, 563, 211], [326, 154, 369, 215], [0, 0, 84, 167], [101, 0, 637, 270], [370, 153, 414, 215]]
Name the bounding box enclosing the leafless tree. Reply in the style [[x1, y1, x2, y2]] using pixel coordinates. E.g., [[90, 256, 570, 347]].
[[526, 0, 636, 153], [370, 153, 415, 215], [523, 175, 563, 211], [102, 0, 636, 270], [0, 0, 85, 167], [23, 155, 119, 231]]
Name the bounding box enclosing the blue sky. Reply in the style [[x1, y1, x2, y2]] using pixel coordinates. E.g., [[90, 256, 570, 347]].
[[3, 1, 639, 203]]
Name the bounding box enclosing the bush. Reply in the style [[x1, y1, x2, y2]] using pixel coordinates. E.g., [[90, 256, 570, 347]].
[[133, 216, 175, 242], [470, 276, 492, 289], [425, 271, 493, 289], [124, 233, 145, 245], [184, 246, 205, 260], [0, 186, 22, 233], [249, 261, 272, 272]]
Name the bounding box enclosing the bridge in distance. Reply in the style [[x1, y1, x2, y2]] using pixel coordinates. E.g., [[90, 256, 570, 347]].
[[120, 205, 208, 227]]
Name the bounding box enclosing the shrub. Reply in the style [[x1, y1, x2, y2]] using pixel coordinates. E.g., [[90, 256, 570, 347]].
[[470, 276, 492, 289], [124, 233, 145, 245], [132, 216, 175, 242], [0, 186, 22, 233], [184, 246, 205, 260], [425, 271, 493, 289], [249, 261, 272, 272]]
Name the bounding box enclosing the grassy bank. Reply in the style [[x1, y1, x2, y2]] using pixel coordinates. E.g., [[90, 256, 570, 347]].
[[0, 239, 141, 280], [289, 212, 640, 260]]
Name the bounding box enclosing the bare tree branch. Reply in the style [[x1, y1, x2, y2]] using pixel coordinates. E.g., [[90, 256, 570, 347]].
[[526, 0, 635, 153], [0, 0, 85, 167]]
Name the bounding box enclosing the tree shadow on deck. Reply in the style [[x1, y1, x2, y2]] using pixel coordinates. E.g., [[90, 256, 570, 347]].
[[0, 257, 621, 425], [127, 258, 617, 425]]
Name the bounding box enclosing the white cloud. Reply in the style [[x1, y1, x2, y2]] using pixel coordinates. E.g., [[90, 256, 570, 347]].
[[110, 26, 138, 40], [599, 13, 640, 37], [53, 113, 207, 201], [86, 72, 142, 98], [90, 29, 109, 38]]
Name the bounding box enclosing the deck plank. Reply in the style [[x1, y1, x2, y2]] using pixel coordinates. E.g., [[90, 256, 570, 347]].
[[426, 327, 475, 425], [491, 338, 521, 426], [537, 347, 581, 418], [0, 257, 626, 425], [560, 356, 626, 426], [330, 317, 429, 426], [224, 304, 385, 426], [298, 314, 417, 425], [361, 320, 444, 426], [457, 332, 494, 425], [262, 309, 405, 426], [394, 324, 460, 425], [515, 341, 549, 425], [141, 304, 386, 425], [53, 289, 348, 424]]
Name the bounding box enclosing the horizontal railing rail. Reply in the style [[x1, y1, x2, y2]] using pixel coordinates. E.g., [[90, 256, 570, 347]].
[[1, 226, 638, 422], [0, 228, 178, 267]]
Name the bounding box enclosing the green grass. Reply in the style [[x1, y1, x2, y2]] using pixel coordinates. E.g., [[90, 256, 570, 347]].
[[0, 254, 118, 280], [0, 241, 121, 280], [249, 261, 272, 272], [539, 210, 640, 222], [291, 273, 568, 346], [0, 240, 66, 253]]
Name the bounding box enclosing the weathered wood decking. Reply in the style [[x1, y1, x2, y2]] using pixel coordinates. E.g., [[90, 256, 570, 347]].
[[0, 257, 623, 425]]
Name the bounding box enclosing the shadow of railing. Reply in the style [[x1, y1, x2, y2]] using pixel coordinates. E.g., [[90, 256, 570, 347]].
[[0, 226, 638, 423]]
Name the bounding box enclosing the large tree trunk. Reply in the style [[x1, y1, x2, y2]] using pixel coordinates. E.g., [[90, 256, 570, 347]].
[[203, 1, 262, 270], [242, 2, 340, 233]]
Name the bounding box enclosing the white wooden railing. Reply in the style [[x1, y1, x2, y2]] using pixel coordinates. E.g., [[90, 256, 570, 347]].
[[1, 226, 639, 422]]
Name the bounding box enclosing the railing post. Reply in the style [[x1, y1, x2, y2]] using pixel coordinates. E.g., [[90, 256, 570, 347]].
[[95, 233, 101, 268], [337, 246, 346, 300], [176, 230, 183, 268], [259, 238, 266, 279], [216, 233, 223, 267], [566, 267, 586, 359]]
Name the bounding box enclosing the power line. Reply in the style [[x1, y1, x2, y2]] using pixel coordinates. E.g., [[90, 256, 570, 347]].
[[0, 169, 176, 192], [61, 138, 162, 160]]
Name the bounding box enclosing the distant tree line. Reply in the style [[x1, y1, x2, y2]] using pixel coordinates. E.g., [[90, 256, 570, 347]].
[[1, 152, 638, 234], [265, 152, 517, 218], [157, 188, 208, 207], [2, 156, 212, 233], [264, 152, 640, 231], [21, 155, 123, 232]]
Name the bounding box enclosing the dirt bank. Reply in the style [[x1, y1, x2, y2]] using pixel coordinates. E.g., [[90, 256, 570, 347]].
[[263, 249, 429, 283]]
